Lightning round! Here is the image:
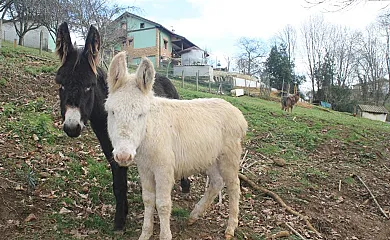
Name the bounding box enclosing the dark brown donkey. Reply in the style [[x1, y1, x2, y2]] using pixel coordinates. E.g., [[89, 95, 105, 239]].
[[55, 22, 190, 231], [281, 92, 299, 112]]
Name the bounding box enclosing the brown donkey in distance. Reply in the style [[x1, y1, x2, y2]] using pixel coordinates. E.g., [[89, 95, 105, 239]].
[[281, 92, 299, 112]]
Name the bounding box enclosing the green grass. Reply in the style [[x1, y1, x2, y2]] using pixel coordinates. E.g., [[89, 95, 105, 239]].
[[1, 40, 56, 59], [1, 99, 61, 145], [171, 78, 390, 164], [172, 207, 190, 219], [2, 42, 390, 239], [24, 65, 57, 75]]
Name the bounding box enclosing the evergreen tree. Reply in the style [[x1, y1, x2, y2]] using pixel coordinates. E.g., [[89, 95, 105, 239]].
[[265, 44, 303, 93]]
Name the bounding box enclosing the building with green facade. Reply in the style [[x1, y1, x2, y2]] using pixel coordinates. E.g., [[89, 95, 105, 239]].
[[114, 12, 203, 68]]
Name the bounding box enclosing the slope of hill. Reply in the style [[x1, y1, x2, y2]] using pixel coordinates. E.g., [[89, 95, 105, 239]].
[[1, 41, 390, 239]]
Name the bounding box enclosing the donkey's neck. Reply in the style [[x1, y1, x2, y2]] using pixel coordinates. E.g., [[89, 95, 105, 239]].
[[90, 71, 108, 125], [89, 70, 112, 159]]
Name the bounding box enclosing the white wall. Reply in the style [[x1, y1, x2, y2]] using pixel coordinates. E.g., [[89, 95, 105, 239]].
[[233, 77, 263, 88], [361, 112, 387, 122], [181, 49, 205, 65], [1, 23, 54, 51], [173, 65, 213, 80]]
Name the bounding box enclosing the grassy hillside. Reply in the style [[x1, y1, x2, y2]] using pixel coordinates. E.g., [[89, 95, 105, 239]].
[[1, 41, 390, 240]]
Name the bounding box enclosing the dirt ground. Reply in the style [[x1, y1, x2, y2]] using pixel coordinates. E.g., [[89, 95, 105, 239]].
[[1, 54, 390, 240]]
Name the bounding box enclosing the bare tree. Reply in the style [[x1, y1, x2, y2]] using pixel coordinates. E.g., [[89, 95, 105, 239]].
[[301, 15, 329, 100], [235, 37, 267, 76], [66, 0, 136, 50], [277, 24, 297, 63], [0, 0, 13, 48], [354, 24, 387, 105], [304, 0, 389, 11], [7, 0, 42, 45], [329, 25, 357, 87], [377, 13, 390, 105], [0, 0, 13, 17], [224, 55, 232, 72], [37, 0, 69, 42]]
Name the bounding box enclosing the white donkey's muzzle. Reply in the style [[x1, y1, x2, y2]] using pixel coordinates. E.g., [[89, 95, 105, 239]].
[[113, 148, 136, 167]]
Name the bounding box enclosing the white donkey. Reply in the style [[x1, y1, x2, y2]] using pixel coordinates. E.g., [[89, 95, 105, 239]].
[[105, 52, 247, 240]]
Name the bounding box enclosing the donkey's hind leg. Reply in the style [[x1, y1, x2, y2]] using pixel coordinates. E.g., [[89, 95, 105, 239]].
[[218, 145, 241, 239], [188, 162, 224, 224]]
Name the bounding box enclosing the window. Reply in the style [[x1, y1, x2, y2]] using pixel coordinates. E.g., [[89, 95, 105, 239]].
[[140, 23, 145, 28], [122, 40, 126, 47], [163, 39, 168, 50], [128, 39, 133, 47], [121, 22, 126, 30]]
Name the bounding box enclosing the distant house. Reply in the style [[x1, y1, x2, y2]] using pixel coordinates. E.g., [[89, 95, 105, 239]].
[[1, 22, 55, 52], [213, 70, 262, 87], [113, 12, 203, 68], [179, 46, 208, 66], [357, 104, 389, 122]]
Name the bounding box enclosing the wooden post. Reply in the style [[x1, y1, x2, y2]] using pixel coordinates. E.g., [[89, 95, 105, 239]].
[[13, 39, 17, 48], [245, 79, 247, 96], [39, 30, 43, 54], [166, 59, 170, 78], [181, 70, 184, 88], [0, 19, 2, 49], [248, 80, 251, 96], [196, 70, 199, 91], [209, 75, 211, 93], [259, 81, 262, 98]]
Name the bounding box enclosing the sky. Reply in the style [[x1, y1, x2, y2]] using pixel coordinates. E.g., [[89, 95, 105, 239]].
[[113, 0, 390, 91]]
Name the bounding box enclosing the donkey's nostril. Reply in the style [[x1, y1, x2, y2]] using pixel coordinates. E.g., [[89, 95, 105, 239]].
[[115, 152, 131, 163]]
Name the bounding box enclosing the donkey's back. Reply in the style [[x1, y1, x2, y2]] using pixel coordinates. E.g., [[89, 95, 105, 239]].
[[140, 97, 247, 178]]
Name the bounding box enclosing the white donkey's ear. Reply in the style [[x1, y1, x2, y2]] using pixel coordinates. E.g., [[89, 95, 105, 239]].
[[107, 51, 128, 93], [135, 57, 155, 94]]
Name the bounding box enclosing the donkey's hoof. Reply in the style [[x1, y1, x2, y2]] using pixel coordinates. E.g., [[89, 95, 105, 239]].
[[188, 217, 197, 225], [225, 233, 234, 239]]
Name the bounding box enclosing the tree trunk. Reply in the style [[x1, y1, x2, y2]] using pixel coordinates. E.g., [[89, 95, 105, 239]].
[[18, 36, 24, 46]]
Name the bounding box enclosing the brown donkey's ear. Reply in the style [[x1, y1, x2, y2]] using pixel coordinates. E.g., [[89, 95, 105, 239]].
[[56, 22, 74, 65], [84, 25, 101, 75]]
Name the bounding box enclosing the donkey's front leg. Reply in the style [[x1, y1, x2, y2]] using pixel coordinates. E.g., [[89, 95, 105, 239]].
[[138, 171, 156, 240], [155, 169, 174, 240], [111, 162, 129, 231]]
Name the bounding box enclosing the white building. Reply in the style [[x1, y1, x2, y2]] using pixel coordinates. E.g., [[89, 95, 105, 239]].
[[179, 46, 208, 66], [173, 46, 212, 80], [357, 105, 389, 122], [1, 22, 55, 52]]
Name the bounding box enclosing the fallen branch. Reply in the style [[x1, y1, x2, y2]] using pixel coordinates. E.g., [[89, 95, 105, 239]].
[[267, 230, 290, 239], [353, 174, 389, 219], [285, 222, 307, 240], [238, 173, 321, 237], [239, 150, 249, 166], [25, 54, 55, 62], [0, 176, 18, 185]]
